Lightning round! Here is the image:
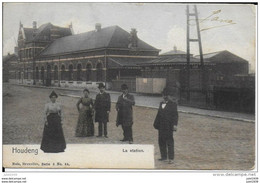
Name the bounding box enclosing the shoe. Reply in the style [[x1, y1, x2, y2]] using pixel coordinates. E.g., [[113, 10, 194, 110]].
[[104, 135, 108, 138], [129, 141, 133, 144], [96, 135, 102, 137], [158, 158, 167, 161], [168, 160, 174, 164], [120, 139, 127, 141]]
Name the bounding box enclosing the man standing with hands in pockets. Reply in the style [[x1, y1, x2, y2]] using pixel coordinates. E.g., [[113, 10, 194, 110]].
[[153, 87, 178, 164], [116, 84, 135, 144]]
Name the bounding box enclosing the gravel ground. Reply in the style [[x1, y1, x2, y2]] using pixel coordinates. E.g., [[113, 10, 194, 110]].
[[3, 84, 255, 170]]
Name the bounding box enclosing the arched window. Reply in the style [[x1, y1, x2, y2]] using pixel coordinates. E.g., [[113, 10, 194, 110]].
[[86, 63, 92, 81], [61, 65, 65, 80], [68, 64, 73, 81], [47, 65, 51, 79], [54, 65, 58, 80], [40, 66, 45, 82], [26, 68, 29, 79], [46, 64, 52, 86], [77, 63, 82, 81], [96, 63, 102, 81], [35, 67, 39, 80]]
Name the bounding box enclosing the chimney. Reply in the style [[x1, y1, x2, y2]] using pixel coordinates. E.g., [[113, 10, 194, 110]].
[[19, 21, 23, 28], [174, 45, 177, 52], [69, 22, 74, 35], [14, 47, 18, 55], [33, 21, 37, 29], [131, 28, 137, 35], [95, 23, 101, 32], [69, 22, 73, 29], [128, 28, 138, 48]]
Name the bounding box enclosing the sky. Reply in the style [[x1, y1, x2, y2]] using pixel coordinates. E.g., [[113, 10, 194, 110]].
[[2, 3, 256, 72]]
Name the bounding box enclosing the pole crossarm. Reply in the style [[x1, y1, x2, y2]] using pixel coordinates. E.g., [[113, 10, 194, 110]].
[[189, 39, 199, 42]]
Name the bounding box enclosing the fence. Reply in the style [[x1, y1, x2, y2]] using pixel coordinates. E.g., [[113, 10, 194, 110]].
[[179, 87, 255, 113], [111, 78, 136, 93]]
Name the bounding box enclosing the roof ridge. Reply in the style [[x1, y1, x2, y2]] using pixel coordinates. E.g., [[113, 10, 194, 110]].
[[40, 25, 159, 56], [37, 22, 51, 30], [221, 50, 248, 62], [203, 50, 226, 55], [161, 49, 186, 55], [50, 25, 118, 40], [32, 23, 52, 41]]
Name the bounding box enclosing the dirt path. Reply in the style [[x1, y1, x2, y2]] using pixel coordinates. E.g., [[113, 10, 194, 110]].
[[3, 84, 255, 169]]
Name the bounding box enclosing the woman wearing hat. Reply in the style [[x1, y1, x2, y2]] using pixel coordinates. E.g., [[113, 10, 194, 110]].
[[94, 83, 111, 138], [40, 91, 66, 153], [75, 88, 94, 137]]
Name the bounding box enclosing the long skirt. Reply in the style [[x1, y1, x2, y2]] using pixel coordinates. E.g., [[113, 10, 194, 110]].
[[75, 109, 94, 137], [40, 113, 66, 153]]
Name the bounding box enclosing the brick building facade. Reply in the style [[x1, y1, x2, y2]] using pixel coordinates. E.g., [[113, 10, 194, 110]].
[[11, 22, 160, 89], [3, 21, 254, 113], [3, 53, 19, 82]]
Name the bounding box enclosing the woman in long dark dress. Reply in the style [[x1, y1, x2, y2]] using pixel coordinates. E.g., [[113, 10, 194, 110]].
[[75, 89, 94, 137], [40, 91, 66, 153]]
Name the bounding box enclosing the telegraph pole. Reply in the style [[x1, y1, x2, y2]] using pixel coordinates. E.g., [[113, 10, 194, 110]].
[[194, 5, 205, 92], [33, 42, 36, 85], [186, 4, 205, 102], [58, 56, 61, 87], [186, 5, 191, 102]]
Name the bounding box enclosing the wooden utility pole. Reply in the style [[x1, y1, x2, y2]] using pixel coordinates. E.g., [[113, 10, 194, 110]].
[[194, 5, 205, 92], [33, 42, 36, 85], [58, 56, 61, 87], [186, 5, 191, 102], [186, 5, 205, 102]]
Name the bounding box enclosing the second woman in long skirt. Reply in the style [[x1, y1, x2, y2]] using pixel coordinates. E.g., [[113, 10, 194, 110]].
[[75, 89, 94, 137]]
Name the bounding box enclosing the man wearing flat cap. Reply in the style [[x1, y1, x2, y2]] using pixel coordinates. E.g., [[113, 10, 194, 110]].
[[116, 84, 135, 144], [94, 83, 111, 138], [153, 87, 178, 164]]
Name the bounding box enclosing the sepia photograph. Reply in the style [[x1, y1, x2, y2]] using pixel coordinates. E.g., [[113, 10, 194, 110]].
[[2, 1, 256, 174]]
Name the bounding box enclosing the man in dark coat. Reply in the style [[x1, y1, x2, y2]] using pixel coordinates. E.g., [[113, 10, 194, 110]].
[[153, 87, 178, 164], [94, 83, 111, 138], [116, 84, 135, 144]]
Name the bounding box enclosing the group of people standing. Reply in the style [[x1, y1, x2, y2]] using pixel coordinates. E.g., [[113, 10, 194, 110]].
[[74, 83, 135, 143], [40, 83, 178, 164], [75, 83, 111, 138]]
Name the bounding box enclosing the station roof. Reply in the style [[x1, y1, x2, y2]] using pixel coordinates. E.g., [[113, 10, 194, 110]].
[[107, 57, 155, 68], [40, 25, 159, 56], [195, 50, 249, 63], [22, 23, 72, 42], [138, 55, 210, 66]]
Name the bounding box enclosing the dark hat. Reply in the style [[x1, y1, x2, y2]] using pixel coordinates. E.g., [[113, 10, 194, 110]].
[[98, 83, 105, 89], [121, 84, 128, 90], [162, 87, 177, 96], [49, 90, 58, 98], [162, 88, 168, 96], [83, 88, 89, 93]]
